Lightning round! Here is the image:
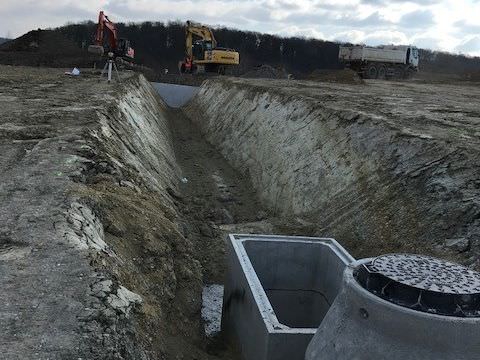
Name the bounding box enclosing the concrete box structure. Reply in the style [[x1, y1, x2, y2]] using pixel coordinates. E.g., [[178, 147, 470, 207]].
[[221, 234, 354, 360]]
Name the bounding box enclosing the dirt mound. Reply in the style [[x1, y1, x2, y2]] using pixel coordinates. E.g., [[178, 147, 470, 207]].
[[307, 69, 364, 84], [241, 64, 288, 79], [465, 71, 480, 82], [0, 29, 97, 67], [1, 30, 82, 54]]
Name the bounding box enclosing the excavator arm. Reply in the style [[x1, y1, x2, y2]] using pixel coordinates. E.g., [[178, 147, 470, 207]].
[[185, 20, 217, 60], [179, 20, 239, 74], [88, 11, 134, 60], [93, 11, 119, 52]]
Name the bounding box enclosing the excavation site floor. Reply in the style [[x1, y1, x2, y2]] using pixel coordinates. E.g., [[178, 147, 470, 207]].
[[168, 108, 272, 284]]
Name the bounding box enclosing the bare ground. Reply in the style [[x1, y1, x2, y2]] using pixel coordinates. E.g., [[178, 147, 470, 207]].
[[0, 65, 246, 359], [2, 63, 479, 360], [0, 65, 273, 360]]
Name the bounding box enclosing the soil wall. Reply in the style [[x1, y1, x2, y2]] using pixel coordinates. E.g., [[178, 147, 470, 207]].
[[0, 67, 206, 360], [184, 78, 480, 263]]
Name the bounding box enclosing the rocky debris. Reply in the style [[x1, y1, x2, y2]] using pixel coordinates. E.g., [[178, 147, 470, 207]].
[[64, 201, 113, 254], [107, 285, 143, 315], [90, 279, 142, 317], [217, 208, 235, 224], [445, 237, 470, 253]]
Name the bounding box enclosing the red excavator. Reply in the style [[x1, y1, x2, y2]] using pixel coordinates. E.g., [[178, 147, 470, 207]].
[[88, 11, 134, 60]]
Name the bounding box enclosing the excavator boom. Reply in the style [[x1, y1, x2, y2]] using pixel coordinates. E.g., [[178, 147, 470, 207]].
[[184, 20, 217, 59], [88, 11, 134, 60], [179, 20, 239, 74]]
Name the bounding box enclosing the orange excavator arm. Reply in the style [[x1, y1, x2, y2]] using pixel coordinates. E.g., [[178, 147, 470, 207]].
[[88, 10, 134, 60], [93, 11, 118, 51]]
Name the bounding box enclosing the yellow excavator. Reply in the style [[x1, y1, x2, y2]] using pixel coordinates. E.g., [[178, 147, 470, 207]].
[[179, 21, 239, 74]]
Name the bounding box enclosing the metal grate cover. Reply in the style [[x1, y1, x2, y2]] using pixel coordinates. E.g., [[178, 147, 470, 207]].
[[369, 254, 480, 294], [355, 254, 480, 317]]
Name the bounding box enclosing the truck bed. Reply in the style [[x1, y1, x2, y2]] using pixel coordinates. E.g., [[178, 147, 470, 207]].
[[339, 46, 407, 64]]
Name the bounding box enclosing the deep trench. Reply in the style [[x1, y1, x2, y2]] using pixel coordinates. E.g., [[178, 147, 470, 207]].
[[166, 106, 271, 358], [168, 107, 272, 281]]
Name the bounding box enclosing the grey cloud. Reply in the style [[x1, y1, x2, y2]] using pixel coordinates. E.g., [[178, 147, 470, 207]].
[[454, 20, 480, 34], [312, 1, 358, 11], [398, 9, 435, 29], [411, 36, 441, 50], [264, 0, 301, 11], [456, 36, 480, 53], [360, 0, 439, 4], [283, 10, 391, 28]]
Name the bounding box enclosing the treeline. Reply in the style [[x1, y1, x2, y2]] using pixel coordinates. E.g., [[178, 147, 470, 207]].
[[419, 49, 480, 74], [57, 21, 341, 75], [56, 21, 479, 76]]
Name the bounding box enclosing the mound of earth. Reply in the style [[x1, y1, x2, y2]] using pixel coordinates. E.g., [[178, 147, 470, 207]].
[[0, 29, 98, 67], [307, 69, 364, 84], [241, 64, 288, 79]]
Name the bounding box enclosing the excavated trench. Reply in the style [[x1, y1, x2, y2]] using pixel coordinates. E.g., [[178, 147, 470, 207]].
[[153, 76, 480, 358], [2, 66, 478, 360]]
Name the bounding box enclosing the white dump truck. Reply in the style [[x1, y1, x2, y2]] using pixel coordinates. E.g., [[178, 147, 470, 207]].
[[338, 45, 419, 79]]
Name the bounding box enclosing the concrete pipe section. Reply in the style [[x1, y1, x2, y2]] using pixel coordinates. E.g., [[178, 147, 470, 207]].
[[306, 254, 480, 360], [221, 234, 354, 360]]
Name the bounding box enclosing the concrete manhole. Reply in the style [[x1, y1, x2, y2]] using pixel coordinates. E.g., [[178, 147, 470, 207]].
[[355, 253, 480, 317], [306, 254, 480, 360]]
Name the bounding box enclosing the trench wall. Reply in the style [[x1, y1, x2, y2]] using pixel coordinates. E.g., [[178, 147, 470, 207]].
[[67, 74, 202, 359], [184, 79, 480, 260]]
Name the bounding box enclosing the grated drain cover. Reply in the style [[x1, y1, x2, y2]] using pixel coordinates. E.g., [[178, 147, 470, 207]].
[[355, 254, 480, 317]]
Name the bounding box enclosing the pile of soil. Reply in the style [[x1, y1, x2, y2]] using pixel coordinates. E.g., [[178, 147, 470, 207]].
[[241, 64, 288, 79], [465, 71, 480, 82], [307, 68, 364, 84], [0, 29, 98, 67]]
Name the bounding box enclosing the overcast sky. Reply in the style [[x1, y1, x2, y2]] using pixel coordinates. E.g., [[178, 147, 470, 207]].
[[1, 0, 479, 56]]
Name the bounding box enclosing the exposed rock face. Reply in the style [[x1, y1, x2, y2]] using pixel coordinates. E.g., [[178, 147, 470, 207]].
[[184, 78, 480, 264]]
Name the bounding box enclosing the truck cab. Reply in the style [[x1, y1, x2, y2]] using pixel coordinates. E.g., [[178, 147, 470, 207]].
[[407, 46, 419, 68]]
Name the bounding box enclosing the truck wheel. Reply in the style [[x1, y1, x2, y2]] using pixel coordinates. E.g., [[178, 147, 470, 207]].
[[377, 65, 387, 79], [393, 65, 404, 79], [366, 64, 378, 79], [405, 68, 415, 79]]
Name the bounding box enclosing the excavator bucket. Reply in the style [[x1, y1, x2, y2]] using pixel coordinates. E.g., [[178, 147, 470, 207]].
[[88, 45, 104, 56]]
